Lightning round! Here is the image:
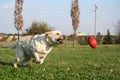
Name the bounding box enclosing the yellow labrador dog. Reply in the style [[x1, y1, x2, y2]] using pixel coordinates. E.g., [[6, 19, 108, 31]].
[[14, 31, 65, 68]]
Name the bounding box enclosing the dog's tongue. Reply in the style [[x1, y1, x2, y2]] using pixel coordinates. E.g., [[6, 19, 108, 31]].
[[57, 39, 63, 44]]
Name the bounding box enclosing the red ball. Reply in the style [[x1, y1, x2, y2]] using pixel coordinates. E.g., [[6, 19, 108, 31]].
[[88, 36, 97, 49]]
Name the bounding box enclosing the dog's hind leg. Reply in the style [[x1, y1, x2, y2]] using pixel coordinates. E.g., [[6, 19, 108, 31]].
[[14, 43, 25, 68], [21, 57, 31, 66], [13, 57, 20, 68]]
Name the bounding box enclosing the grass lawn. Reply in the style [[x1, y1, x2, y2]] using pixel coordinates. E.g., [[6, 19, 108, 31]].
[[0, 44, 120, 80]]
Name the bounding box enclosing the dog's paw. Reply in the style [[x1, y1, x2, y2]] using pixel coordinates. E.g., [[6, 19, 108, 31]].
[[21, 62, 26, 66], [32, 60, 41, 64], [13, 63, 18, 68]]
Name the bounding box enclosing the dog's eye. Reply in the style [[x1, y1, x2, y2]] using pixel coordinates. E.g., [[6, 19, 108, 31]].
[[56, 33, 60, 35]]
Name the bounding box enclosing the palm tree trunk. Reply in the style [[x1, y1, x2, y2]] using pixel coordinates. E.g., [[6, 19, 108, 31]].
[[73, 30, 77, 47], [18, 30, 20, 41]]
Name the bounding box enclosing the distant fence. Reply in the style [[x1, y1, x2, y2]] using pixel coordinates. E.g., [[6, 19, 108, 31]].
[[66, 35, 120, 45], [0, 35, 17, 42], [0, 34, 119, 44]]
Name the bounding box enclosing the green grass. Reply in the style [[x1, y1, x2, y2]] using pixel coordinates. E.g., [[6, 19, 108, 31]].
[[0, 44, 120, 80]]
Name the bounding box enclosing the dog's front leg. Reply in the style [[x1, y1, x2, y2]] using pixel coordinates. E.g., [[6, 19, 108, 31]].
[[32, 52, 41, 64], [40, 53, 48, 64]]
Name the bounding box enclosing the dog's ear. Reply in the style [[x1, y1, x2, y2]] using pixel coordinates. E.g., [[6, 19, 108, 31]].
[[45, 31, 52, 38], [45, 32, 49, 37]]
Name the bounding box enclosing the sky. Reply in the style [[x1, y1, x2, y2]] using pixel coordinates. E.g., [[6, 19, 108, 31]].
[[0, 0, 120, 35]]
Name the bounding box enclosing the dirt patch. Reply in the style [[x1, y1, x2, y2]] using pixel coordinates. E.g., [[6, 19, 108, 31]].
[[0, 41, 16, 48]]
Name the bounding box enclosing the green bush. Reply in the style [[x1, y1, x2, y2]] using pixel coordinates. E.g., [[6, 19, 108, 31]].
[[115, 35, 120, 44], [25, 21, 54, 35], [103, 29, 113, 44], [77, 36, 88, 45]]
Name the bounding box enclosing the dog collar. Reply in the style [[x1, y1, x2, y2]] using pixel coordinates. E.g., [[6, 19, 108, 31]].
[[45, 38, 56, 46]]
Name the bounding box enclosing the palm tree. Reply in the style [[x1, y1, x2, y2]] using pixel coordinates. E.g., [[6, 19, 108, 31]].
[[71, 0, 80, 47], [14, 0, 24, 40]]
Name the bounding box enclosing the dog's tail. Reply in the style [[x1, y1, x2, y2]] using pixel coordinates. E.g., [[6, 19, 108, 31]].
[[2, 44, 16, 49]]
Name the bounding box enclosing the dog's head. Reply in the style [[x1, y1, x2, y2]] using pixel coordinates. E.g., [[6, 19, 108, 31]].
[[45, 31, 65, 44]]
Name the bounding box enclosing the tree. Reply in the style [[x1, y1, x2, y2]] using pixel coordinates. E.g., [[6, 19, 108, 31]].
[[114, 20, 120, 36], [103, 29, 112, 44], [113, 20, 120, 43], [14, 0, 24, 40], [25, 21, 54, 35], [71, 0, 80, 47]]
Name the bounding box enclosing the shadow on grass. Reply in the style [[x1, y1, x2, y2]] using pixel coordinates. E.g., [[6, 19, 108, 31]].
[[0, 61, 34, 68], [0, 61, 13, 67]]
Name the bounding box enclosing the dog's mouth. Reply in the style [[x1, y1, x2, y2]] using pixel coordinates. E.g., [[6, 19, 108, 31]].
[[57, 39, 63, 44]]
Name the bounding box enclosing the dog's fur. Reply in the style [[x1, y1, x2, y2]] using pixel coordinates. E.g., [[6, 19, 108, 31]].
[[13, 31, 65, 68]]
